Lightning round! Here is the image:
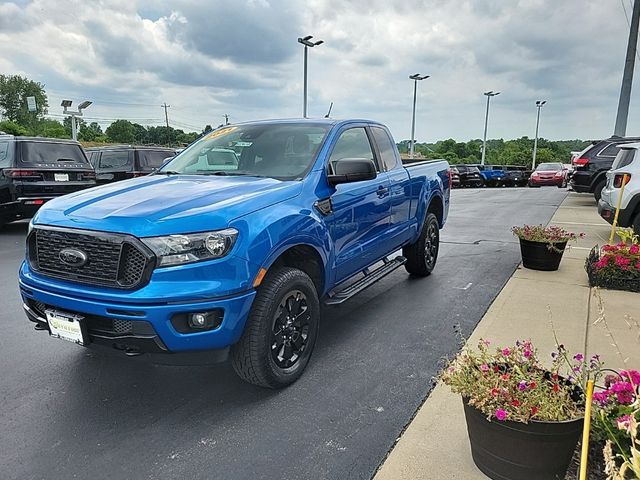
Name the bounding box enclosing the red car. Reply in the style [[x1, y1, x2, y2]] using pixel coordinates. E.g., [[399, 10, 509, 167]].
[[528, 163, 567, 188]]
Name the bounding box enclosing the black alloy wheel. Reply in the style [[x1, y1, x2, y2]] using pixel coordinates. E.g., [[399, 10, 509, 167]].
[[271, 290, 311, 369]]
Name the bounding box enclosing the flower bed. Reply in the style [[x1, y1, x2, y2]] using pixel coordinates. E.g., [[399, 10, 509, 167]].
[[585, 244, 640, 293]]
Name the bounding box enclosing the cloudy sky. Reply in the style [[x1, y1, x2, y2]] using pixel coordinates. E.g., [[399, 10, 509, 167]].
[[1, 0, 638, 142]]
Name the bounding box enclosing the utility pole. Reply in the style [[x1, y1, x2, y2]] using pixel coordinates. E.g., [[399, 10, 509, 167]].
[[223, 114, 230, 125], [614, 0, 640, 137], [162, 103, 171, 146], [532, 100, 546, 170], [481, 91, 500, 166]]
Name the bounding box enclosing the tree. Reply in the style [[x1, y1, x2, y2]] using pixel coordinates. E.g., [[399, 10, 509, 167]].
[[203, 125, 213, 134], [79, 122, 103, 141], [38, 119, 67, 138], [0, 74, 48, 126], [106, 119, 136, 143], [0, 120, 29, 136]]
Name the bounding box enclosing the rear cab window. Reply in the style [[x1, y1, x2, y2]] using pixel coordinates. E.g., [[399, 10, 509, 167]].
[[137, 150, 173, 171], [19, 142, 89, 167], [99, 151, 131, 171], [370, 127, 398, 171]]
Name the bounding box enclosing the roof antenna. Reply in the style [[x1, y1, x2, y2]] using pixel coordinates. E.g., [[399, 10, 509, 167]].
[[324, 102, 333, 118]]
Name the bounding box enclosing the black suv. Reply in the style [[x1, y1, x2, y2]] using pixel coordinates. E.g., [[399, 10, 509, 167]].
[[452, 165, 484, 187], [86, 146, 177, 184], [503, 165, 531, 187], [0, 136, 96, 227], [570, 136, 640, 201]]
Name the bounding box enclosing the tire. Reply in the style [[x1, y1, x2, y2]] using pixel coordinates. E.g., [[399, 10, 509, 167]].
[[633, 212, 640, 236], [593, 180, 606, 202], [403, 212, 439, 277], [231, 267, 320, 389]]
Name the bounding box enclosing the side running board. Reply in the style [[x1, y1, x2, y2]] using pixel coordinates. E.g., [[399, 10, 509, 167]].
[[324, 256, 406, 305]]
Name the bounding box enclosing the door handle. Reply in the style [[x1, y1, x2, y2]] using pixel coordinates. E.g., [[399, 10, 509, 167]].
[[377, 185, 389, 198]]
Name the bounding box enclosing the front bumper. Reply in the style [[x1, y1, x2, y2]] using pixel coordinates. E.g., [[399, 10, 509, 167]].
[[529, 177, 563, 186], [19, 267, 257, 356]]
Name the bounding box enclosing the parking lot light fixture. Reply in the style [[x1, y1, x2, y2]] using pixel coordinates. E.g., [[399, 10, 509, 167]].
[[298, 35, 324, 118], [481, 91, 500, 166], [62, 99, 92, 141], [532, 100, 546, 170], [409, 74, 430, 159]]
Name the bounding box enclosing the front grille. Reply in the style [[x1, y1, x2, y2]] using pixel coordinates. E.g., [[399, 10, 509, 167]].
[[28, 227, 155, 289]]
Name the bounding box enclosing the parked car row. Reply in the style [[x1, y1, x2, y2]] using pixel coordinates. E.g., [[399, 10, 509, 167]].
[[0, 134, 177, 227], [450, 164, 532, 188]]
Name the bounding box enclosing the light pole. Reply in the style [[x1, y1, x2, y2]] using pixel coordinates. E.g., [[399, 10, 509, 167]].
[[298, 35, 323, 118], [481, 91, 500, 165], [532, 100, 546, 170], [409, 73, 429, 159], [62, 99, 92, 141]]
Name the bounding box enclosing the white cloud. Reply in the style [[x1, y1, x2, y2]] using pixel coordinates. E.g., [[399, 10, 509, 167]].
[[0, 0, 638, 141]]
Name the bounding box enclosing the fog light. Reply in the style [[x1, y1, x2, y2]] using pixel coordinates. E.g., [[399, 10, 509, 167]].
[[190, 313, 208, 328]]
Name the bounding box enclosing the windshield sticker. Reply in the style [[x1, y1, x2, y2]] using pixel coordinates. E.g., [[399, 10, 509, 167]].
[[233, 141, 253, 147], [206, 127, 237, 139]]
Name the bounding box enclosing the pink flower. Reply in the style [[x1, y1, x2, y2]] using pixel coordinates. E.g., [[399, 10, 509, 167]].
[[592, 391, 610, 406], [574, 353, 584, 362], [615, 256, 632, 267], [602, 244, 619, 252], [630, 244, 639, 254], [595, 257, 610, 269], [480, 364, 489, 372], [620, 370, 640, 386], [518, 381, 528, 391], [502, 348, 511, 356], [523, 349, 532, 358], [617, 415, 632, 433], [495, 409, 507, 421]]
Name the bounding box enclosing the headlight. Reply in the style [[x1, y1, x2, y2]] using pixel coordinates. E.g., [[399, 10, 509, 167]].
[[142, 228, 238, 267]]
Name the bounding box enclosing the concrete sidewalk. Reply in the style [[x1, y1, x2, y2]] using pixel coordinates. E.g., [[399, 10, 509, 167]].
[[374, 192, 640, 480]]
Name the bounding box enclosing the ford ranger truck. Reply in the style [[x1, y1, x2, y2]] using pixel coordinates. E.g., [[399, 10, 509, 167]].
[[19, 119, 450, 388]]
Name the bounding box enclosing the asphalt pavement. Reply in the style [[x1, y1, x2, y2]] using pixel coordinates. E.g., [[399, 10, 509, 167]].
[[0, 187, 568, 480]]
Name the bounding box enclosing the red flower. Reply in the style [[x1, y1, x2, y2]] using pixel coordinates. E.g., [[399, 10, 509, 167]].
[[512, 399, 521, 407], [491, 388, 499, 397], [493, 365, 500, 373], [615, 255, 632, 267], [501, 373, 510, 381], [529, 381, 537, 389], [531, 406, 539, 416], [553, 383, 560, 393]]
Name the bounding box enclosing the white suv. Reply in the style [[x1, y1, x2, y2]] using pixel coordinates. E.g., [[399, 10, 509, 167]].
[[598, 143, 640, 233]]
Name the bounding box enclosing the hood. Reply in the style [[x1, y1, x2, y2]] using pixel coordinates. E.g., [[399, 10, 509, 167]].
[[33, 174, 302, 237]]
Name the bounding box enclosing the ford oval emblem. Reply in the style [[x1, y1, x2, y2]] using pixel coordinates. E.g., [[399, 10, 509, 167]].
[[59, 248, 88, 267]]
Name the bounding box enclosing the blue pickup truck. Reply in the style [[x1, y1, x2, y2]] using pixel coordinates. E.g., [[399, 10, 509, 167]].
[[19, 119, 450, 388]]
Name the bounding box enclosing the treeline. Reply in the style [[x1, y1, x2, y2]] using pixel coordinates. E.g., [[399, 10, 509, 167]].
[[397, 137, 591, 166], [0, 74, 207, 146]]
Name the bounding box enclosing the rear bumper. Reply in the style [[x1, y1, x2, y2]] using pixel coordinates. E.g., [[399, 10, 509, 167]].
[[598, 199, 634, 227], [19, 267, 257, 356], [570, 171, 593, 192]]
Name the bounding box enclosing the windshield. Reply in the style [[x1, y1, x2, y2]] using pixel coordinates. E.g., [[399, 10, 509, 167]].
[[162, 123, 331, 179], [536, 163, 562, 171], [20, 142, 88, 165]]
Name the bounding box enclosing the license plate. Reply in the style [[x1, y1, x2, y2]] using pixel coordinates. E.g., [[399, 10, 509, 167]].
[[46, 309, 86, 345], [54, 173, 69, 182]]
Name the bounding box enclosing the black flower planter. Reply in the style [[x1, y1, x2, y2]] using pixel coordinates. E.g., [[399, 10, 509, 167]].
[[462, 400, 583, 480], [519, 239, 567, 271]]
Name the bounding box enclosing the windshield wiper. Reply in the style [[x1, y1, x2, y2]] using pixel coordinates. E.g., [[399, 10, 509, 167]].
[[155, 170, 182, 175]]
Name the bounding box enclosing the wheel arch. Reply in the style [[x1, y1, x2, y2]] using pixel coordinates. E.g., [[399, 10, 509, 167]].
[[260, 241, 328, 296]]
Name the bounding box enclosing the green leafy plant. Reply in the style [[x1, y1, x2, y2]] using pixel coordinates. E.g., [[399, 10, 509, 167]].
[[441, 339, 601, 423], [511, 225, 583, 250]]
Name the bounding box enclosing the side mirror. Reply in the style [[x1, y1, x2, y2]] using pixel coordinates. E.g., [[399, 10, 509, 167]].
[[327, 158, 377, 186]]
